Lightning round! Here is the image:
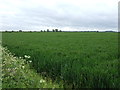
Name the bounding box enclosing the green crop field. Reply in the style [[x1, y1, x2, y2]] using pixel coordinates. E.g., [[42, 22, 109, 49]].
[[2, 32, 120, 88]]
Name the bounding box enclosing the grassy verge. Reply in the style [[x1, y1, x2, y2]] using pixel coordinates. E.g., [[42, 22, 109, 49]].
[[2, 46, 63, 88]]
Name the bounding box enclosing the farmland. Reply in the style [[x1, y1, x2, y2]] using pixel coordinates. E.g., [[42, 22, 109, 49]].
[[2, 32, 120, 88]]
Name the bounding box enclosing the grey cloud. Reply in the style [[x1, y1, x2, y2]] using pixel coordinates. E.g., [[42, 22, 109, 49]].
[[0, 0, 118, 31]]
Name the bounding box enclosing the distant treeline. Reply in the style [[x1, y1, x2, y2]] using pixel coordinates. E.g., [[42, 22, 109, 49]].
[[2, 29, 116, 33], [3, 29, 62, 32]]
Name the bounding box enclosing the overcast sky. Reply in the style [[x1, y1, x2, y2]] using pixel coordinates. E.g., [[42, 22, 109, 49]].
[[0, 0, 119, 31]]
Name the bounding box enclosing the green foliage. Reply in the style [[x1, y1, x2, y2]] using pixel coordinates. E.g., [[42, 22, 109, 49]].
[[2, 46, 63, 88], [2, 32, 120, 88]]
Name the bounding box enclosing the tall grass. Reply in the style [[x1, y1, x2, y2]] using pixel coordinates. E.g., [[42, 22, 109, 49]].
[[2, 32, 120, 88]]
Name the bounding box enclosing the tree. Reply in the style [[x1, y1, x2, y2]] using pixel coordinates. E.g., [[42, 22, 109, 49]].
[[47, 29, 49, 32], [41, 30, 43, 32], [59, 30, 62, 32], [19, 30, 22, 32], [55, 29, 58, 32], [52, 29, 55, 32]]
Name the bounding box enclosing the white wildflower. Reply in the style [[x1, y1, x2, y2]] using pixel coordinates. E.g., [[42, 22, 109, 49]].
[[40, 79, 46, 83], [7, 68, 11, 71], [24, 55, 31, 59], [28, 56, 31, 58], [29, 60, 32, 63], [14, 67, 17, 70], [22, 66, 25, 69], [14, 57, 17, 59], [24, 55, 27, 58]]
